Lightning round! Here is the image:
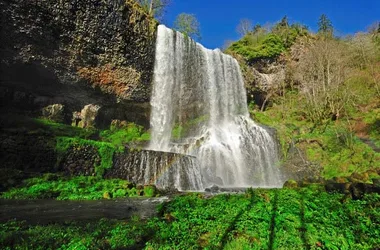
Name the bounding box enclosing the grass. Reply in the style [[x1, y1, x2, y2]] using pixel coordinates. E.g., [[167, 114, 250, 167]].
[[0, 174, 156, 200], [1, 187, 379, 249]]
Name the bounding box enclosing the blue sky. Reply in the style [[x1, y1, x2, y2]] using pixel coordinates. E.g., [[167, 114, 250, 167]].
[[162, 0, 379, 49]]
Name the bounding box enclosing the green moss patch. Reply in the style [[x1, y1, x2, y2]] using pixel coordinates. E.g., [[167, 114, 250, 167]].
[[0, 174, 147, 200]]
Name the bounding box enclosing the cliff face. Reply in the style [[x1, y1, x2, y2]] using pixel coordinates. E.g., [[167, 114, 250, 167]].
[[0, 0, 157, 128]]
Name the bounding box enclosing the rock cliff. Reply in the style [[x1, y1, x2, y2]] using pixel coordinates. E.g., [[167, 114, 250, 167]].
[[0, 0, 157, 128]]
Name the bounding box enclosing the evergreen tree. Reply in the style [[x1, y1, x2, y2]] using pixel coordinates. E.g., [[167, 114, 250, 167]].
[[279, 16, 289, 28], [318, 14, 333, 37]]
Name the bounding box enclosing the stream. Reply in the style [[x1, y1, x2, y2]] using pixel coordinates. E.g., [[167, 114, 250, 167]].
[[0, 197, 169, 224]]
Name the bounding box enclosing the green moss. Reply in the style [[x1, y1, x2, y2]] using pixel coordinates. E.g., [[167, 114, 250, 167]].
[[34, 118, 97, 138], [172, 115, 209, 139], [143, 185, 156, 197], [0, 175, 148, 200], [100, 123, 150, 151], [56, 137, 115, 176]]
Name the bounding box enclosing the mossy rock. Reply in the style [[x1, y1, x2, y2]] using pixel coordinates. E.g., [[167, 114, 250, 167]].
[[283, 179, 298, 188], [349, 172, 370, 183], [332, 176, 349, 183], [143, 185, 157, 197]]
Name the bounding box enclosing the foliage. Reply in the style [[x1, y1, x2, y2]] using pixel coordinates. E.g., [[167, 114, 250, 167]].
[[318, 14, 334, 37], [2, 188, 379, 249], [294, 38, 351, 124], [251, 89, 380, 179], [0, 175, 145, 200], [135, 0, 170, 21], [56, 137, 116, 176], [229, 34, 285, 61], [100, 123, 150, 151], [0, 218, 151, 250], [227, 19, 308, 62], [174, 13, 201, 41]]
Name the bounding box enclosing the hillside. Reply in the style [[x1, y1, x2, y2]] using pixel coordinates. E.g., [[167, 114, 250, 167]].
[[226, 19, 380, 181]]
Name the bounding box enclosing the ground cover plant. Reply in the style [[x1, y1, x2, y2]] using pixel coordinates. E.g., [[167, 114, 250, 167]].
[[1, 187, 379, 249], [0, 174, 157, 200]]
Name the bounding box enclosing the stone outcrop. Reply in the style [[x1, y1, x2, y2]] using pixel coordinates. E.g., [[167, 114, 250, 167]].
[[105, 149, 204, 191], [61, 144, 100, 176], [42, 104, 65, 123], [0, 132, 56, 173], [0, 0, 157, 128]]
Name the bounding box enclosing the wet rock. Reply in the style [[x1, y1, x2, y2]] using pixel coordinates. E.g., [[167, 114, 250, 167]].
[[105, 150, 203, 191], [60, 145, 99, 176], [325, 181, 351, 195], [349, 183, 366, 200], [205, 185, 220, 193], [372, 178, 380, 187]]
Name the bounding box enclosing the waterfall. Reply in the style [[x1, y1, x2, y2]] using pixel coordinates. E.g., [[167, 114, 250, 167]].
[[148, 25, 283, 190]]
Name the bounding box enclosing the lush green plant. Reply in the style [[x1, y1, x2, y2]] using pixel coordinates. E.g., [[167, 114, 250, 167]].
[[1, 188, 379, 249], [251, 89, 380, 178], [174, 13, 201, 41], [0, 175, 144, 200], [56, 137, 116, 176], [229, 34, 285, 61], [100, 123, 150, 151], [227, 20, 308, 62]]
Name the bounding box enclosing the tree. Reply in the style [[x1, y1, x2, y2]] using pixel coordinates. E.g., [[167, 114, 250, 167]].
[[252, 24, 262, 34], [236, 18, 253, 37], [279, 16, 289, 28], [295, 39, 351, 123], [174, 13, 201, 41], [367, 21, 380, 34], [318, 14, 333, 37], [350, 32, 380, 97], [136, 0, 170, 21]]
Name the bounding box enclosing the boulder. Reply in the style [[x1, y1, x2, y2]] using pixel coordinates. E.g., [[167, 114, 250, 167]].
[[41, 104, 65, 122]]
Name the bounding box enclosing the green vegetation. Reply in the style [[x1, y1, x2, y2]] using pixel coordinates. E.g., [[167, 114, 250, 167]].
[[100, 122, 150, 151], [228, 15, 380, 179], [228, 34, 286, 61], [1, 188, 379, 249], [227, 17, 308, 62], [174, 13, 201, 41], [0, 218, 151, 250], [252, 90, 380, 179], [56, 137, 116, 176], [0, 174, 155, 200], [172, 115, 208, 140]]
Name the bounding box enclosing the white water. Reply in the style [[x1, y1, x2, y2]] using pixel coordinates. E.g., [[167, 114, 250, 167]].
[[148, 25, 283, 190]]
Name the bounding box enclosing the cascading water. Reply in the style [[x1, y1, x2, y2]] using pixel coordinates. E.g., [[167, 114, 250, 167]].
[[148, 25, 283, 190]]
